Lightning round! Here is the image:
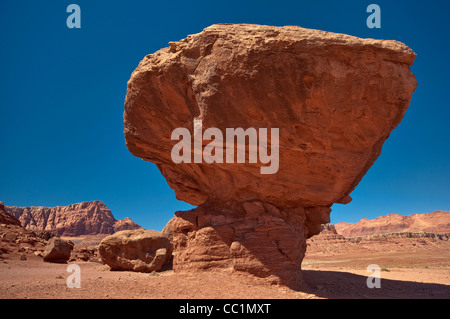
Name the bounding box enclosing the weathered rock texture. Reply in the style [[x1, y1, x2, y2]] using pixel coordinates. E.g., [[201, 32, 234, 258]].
[[42, 237, 73, 263], [335, 211, 450, 237], [98, 229, 173, 272], [6, 201, 142, 237], [124, 24, 417, 288], [0, 202, 46, 260], [0, 202, 21, 226], [171, 201, 307, 286], [306, 223, 449, 256]]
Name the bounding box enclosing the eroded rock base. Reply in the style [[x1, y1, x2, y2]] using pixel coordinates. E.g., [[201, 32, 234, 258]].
[[171, 201, 330, 289]]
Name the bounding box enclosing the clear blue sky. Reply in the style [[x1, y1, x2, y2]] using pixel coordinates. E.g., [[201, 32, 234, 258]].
[[0, 0, 449, 230]]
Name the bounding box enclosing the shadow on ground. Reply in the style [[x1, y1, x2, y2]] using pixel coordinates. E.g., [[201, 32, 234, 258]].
[[302, 270, 450, 299]]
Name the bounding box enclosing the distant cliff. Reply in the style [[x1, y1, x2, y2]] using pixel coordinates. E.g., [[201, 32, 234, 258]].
[[5, 201, 142, 237], [334, 211, 450, 238], [306, 220, 450, 255]]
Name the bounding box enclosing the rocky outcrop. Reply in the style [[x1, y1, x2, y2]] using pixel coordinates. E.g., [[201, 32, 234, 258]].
[[335, 211, 450, 237], [5, 201, 142, 237], [0, 201, 21, 226], [171, 201, 307, 286], [306, 224, 354, 254], [113, 217, 142, 233], [0, 202, 46, 260], [98, 229, 172, 272], [42, 237, 73, 263], [124, 24, 416, 287]]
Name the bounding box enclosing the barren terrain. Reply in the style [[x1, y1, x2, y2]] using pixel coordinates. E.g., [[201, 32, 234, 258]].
[[1, 246, 448, 299], [1, 206, 449, 299]]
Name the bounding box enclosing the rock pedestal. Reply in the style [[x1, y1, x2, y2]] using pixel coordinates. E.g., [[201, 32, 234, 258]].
[[124, 24, 417, 288], [170, 201, 331, 288]]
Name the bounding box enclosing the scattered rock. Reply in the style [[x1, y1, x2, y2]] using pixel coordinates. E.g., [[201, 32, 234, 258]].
[[42, 237, 73, 263], [0, 201, 46, 260], [0, 202, 21, 226], [98, 229, 172, 272], [32, 230, 56, 241]]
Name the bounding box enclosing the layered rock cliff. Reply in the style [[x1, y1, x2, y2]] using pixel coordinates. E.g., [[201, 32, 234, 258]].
[[306, 221, 449, 255], [335, 211, 450, 237], [5, 201, 142, 237]]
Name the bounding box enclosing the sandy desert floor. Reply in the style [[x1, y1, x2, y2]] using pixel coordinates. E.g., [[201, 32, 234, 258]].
[[0, 248, 449, 299]]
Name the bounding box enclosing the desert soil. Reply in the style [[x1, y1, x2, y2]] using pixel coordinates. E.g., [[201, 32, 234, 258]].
[[1, 248, 449, 299]]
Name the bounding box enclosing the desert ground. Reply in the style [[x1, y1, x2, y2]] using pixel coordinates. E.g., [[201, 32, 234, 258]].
[[1, 247, 448, 299]]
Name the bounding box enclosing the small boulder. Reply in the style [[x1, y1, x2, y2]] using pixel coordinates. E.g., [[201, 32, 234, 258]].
[[42, 237, 73, 263], [98, 229, 172, 272]]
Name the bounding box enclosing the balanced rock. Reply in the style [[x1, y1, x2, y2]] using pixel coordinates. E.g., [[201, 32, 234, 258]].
[[124, 24, 416, 288], [98, 229, 172, 272], [42, 237, 73, 263]]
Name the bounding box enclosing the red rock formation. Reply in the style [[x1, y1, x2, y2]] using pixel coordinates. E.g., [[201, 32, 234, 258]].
[[335, 211, 450, 237], [5, 201, 142, 237], [171, 201, 307, 286], [0, 201, 46, 259], [124, 24, 416, 288], [113, 217, 142, 233], [42, 237, 73, 263], [306, 224, 351, 254], [306, 224, 450, 261], [98, 229, 173, 272], [0, 202, 21, 226]]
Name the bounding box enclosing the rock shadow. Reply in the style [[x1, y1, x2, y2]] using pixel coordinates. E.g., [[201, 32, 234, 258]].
[[301, 269, 450, 299]]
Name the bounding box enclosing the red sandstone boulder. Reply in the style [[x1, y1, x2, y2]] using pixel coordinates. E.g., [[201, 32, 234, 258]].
[[42, 237, 73, 263], [124, 24, 416, 209], [124, 24, 417, 288], [98, 229, 172, 272]]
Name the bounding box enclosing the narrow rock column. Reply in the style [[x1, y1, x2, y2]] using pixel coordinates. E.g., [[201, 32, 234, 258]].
[[171, 201, 319, 289]]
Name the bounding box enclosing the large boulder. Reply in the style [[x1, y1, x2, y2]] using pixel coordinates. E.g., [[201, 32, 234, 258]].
[[42, 237, 73, 263], [98, 229, 172, 272], [124, 24, 416, 288]]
